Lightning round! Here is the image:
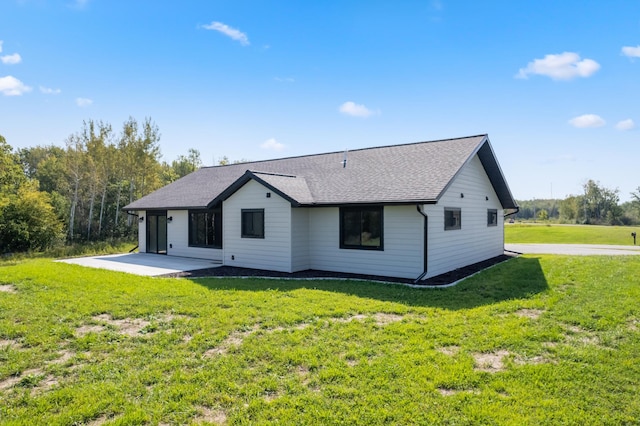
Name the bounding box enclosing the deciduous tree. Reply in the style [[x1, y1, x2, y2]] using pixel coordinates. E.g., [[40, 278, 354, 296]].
[[0, 135, 63, 252]]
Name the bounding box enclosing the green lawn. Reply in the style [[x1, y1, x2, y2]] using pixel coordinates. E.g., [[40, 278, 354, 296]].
[[505, 223, 640, 245], [1, 257, 639, 424]]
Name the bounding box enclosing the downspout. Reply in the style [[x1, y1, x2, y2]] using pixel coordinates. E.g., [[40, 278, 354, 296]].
[[503, 207, 519, 254], [126, 211, 140, 252], [414, 205, 429, 283]]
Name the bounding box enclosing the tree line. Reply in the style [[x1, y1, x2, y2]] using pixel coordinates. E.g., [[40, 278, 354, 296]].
[[3, 118, 640, 253], [515, 180, 640, 225], [1, 118, 208, 253]]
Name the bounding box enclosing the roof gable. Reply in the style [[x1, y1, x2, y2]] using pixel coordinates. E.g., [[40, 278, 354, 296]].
[[433, 136, 517, 209], [124, 134, 517, 210], [213, 171, 313, 207]]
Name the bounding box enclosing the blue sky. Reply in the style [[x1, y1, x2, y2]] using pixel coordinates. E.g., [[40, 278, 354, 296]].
[[1, 0, 639, 201]]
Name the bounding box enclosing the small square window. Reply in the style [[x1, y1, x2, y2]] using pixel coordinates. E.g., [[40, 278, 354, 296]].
[[487, 209, 498, 227], [241, 209, 264, 238], [444, 208, 461, 230]]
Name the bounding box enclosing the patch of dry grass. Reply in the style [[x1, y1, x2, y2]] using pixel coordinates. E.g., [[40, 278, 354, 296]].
[[472, 350, 511, 373], [0, 284, 17, 293]]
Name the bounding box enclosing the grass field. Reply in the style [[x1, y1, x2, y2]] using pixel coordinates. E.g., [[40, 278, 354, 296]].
[[1, 256, 639, 424], [505, 223, 640, 245]]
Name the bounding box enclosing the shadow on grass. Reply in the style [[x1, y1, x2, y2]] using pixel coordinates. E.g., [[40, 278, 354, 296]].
[[190, 257, 548, 310]]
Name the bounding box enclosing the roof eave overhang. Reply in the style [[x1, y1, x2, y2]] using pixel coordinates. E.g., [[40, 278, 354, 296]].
[[123, 205, 211, 211], [476, 138, 518, 209], [294, 199, 439, 207], [125, 199, 440, 211]]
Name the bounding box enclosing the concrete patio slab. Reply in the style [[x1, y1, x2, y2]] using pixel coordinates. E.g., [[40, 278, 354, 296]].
[[505, 243, 640, 256], [57, 253, 221, 276]]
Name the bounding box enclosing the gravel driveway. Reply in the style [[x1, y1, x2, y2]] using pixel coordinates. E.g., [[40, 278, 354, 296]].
[[505, 244, 640, 256]]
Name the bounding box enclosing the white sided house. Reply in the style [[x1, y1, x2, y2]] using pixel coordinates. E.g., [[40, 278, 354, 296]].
[[124, 135, 518, 282]]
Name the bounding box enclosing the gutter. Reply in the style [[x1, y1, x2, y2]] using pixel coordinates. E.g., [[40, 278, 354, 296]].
[[414, 205, 429, 283], [503, 206, 520, 219]]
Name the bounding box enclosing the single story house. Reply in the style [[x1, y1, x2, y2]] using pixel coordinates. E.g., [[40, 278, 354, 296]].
[[124, 134, 517, 282]]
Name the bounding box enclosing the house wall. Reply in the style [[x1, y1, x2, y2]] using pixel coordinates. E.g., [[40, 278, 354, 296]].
[[137, 152, 505, 280], [308, 205, 424, 279], [138, 211, 146, 253], [291, 207, 310, 271], [423, 155, 504, 278], [165, 210, 223, 261], [223, 180, 293, 272]]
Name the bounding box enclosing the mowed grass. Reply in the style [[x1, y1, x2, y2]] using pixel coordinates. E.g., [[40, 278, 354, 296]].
[[1, 256, 640, 425], [505, 223, 640, 245]]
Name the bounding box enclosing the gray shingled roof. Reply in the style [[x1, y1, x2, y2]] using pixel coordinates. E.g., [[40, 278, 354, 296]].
[[124, 134, 517, 210]]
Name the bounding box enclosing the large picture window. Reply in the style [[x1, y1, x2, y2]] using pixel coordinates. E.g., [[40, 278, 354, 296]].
[[189, 208, 222, 248], [340, 206, 383, 250], [444, 208, 461, 230], [241, 209, 265, 238]]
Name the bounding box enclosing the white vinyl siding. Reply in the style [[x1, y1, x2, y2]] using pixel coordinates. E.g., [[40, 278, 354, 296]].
[[423, 155, 504, 278], [308, 205, 423, 279], [223, 180, 292, 272], [138, 211, 146, 253], [291, 208, 310, 271], [165, 210, 223, 261]]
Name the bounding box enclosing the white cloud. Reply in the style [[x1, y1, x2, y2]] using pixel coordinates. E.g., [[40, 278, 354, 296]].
[[622, 45, 640, 58], [260, 138, 285, 151], [1, 53, 22, 65], [338, 101, 379, 118], [202, 21, 249, 46], [40, 86, 61, 95], [76, 97, 93, 107], [0, 75, 32, 96], [615, 119, 635, 131], [516, 52, 600, 80], [568, 114, 605, 128], [0, 41, 22, 65]]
